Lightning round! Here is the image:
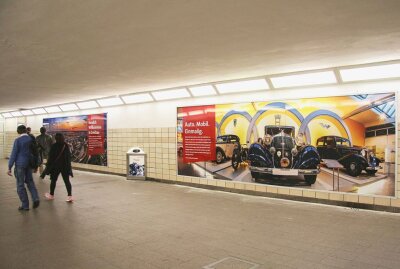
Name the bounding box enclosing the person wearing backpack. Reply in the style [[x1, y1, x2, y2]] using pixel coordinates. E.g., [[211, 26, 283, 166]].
[[7, 125, 40, 211]]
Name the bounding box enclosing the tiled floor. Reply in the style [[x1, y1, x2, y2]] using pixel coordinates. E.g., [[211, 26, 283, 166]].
[[1, 159, 400, 269]]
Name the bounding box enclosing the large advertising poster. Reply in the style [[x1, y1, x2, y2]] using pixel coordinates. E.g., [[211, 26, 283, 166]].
[[177, 93, 396, 197], [43, 113, 107, 166]]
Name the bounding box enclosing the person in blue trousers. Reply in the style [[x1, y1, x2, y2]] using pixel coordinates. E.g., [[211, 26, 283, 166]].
[[7, 125, 40, 211]]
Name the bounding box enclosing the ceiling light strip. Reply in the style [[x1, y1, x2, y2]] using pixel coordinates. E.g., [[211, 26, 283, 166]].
[[77, 100, 99, 109], [215, 79, 269, 94], [188, 85, 217, 97], [11, 111, 23, 117], [32, 108, 47, 115], [21, 110, 34, 116], [2, 112, 12, 118], [59, 103, 79, 111], [270, 71, 337, 88], [151, 88, 190, 101], [44, 106, 62, 113], [339, 63, 400, 82], [97, 97, 124, 107], [121, 93, 154, 104]]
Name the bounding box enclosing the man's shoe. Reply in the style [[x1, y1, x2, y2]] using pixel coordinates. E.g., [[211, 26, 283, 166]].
[[18, 206, 29, 211], [33, 200, 40, 208], [44, 193, 54, 200]]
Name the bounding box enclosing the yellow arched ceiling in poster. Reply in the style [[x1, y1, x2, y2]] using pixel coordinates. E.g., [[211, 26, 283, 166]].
[[220, 115, 250, 143], [254, 109, 301, 138], [307, 115, 348, 146]]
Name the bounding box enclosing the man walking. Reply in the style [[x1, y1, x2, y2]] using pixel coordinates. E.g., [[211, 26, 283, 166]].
[[36, 127, 53, 174], [7, 125, 40, 211]]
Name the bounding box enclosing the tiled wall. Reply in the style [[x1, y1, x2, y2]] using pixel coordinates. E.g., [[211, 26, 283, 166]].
[[0, 132, 4, 159], [5, 132, 17, 158], [73, 128, 178, 181], [4, 126, 400, 209]]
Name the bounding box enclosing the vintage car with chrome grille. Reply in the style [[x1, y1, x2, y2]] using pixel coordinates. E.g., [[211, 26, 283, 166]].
[[316, 135, 381, 177], [248, 125, 321, 184]]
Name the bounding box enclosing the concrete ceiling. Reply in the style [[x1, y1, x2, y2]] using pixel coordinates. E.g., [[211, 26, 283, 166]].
[[1, 0, 400, 112]]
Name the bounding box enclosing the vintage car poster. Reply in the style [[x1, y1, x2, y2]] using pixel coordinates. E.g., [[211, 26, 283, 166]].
[[177, 93, 396, 196], [43, 113, 107, 166]]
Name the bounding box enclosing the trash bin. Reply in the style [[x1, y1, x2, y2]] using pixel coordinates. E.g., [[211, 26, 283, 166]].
[[126, 147, 146, 180]]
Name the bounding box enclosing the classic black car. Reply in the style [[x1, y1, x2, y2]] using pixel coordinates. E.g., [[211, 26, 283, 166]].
[[316, 136, 380, 176], [248, 126, 320, 184], [231, 140, 248, 170]]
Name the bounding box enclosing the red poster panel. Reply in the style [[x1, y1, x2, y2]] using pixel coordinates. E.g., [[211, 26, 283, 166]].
[[181, 105, 216, 163], [87, 114, 106, 155]]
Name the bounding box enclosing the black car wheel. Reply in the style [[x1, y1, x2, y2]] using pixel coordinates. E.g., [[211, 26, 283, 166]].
[[366, 170, 377, 176], [216, 149, 224, 164], [251, 171, 260, 182], [304, 175, 317, 185], [346, 161, 362, 177], [231, 150, 240, 170]]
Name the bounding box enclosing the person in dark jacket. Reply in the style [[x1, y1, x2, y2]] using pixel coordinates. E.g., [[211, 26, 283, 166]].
[[36, 127, 53, 174], [7, 125, 40, 210], [43, 133, 74, 202]]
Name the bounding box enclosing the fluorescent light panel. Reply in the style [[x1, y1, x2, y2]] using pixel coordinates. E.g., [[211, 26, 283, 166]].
[[340, 63, 400, 82], [97, 97, 123, 107], [152, 88, 190, 101], [271, 71, 337, 88], [45, 106, 61, 113], [77, 100, 99, 109], [188, 85, 217, 96], [216, 79, 269, 94], [32, 108, 47, 114], [59, 103, 79, 111], [2, 112, 12, 118], [122, 93, 154, 104], [11, 111, 23, 117], [21, 110, 34, 116]]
